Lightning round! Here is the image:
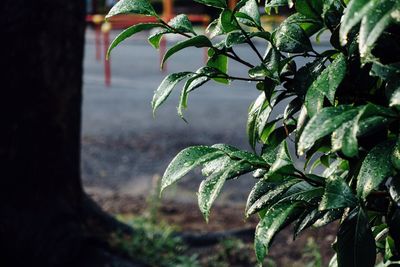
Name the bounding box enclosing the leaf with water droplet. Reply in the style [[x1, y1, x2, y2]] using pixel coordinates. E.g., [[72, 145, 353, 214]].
[[298, 105, 358, 155], [106, 0, 157, 18], [152, 72, 193, 114], [357, 140, 395, 199], [305, 53, 346, 117], [319, 175, 357, 210], [254, 201, 302, 262], [160, 146, 224, 194]]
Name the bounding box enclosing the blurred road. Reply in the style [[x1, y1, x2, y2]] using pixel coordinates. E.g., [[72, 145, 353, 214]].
[[81, 28, 331, 203]]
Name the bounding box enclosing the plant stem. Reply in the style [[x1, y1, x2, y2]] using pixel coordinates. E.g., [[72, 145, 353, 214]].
[[233, 16, 264, 62], [211, 75, 263, 82]]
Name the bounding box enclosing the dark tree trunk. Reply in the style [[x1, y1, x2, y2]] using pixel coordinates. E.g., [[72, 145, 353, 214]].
[[0, 1, 141, 267], [0, 0, 85, 265]]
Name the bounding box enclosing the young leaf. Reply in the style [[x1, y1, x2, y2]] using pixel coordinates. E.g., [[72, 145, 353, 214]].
[[337, 208, 376, 267], [107, 23, 163, 59], [357, 141, 394, 199], [339, 0, 376, 45], [255, 202, 302, 262], [160, 146, 224, 194], [298, 105, 359, 155], [194, 0, 227, 8], [305, 53, 347, 117], [319, 175, 357, 210], [152, 72, 193, 113], [161, 36, 212, 68], [273, 23, 313, 53], [106, 0, 157, 18]]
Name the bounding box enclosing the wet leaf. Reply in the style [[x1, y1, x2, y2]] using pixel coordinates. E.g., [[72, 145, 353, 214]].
[[305, 53, 347, 117], [106, 0, 157, 18], [246, 178, 300, 216], [298, 105, 358, 155], [161, 36, 212, 68], [337, 208, 376, 267], [339, 0, 376, 45], [107, 23, 163, 59], [296, 0, 323, 19], [194, 0, 227, 8], [357, 141, 394, 199], [160, 146, 224, 193], [319, 175, 357, 210], [255, 202, 302, 262], [152, 72, 193, 113], [273, 23, 313, 53], [359, 0, 400, 61], [168, 14, 196, 34]]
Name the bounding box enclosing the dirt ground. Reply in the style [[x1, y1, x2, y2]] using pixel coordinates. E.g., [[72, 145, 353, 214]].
[[89, 191, 336, 267]]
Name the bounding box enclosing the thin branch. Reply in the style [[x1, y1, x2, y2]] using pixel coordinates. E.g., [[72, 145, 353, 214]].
[[233, 16, 264, 62]]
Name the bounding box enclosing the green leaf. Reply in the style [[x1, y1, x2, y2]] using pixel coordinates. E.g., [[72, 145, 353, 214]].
[[273, 23, 313, 53], [106, 0, 157, 18], [219, 9, 239, 33], [284, 13, 323, 36], [331, 104, 394, 158], [246, 178, 300, 216], [339, 0, 377, 45], [392, 136, 400, 170], [161, 35, 212, 68], [238, 0, 261, 27], [389, 80, 400, 109], [152, 72, 193, 113], [247, 93, 266, 149], [337, 208, 376, 267], [246, 179, 279, 215], [177, 74, 209, 119], [319, 175, 357, 210], [160, 146, 224, 194], [294, 209, 325, 237], [207, 53, 229, 84], [265, 0, 294, 14], [314, 208, 344, 227], [255, 202, 302, 262], [148, 28, 169, 49], [198, 160, 244, 221], [305, 53, 347, 117], [225, 31, 247, 47], [357, 141, 394, 199], [359, 0, 400, 61], [296, 0, 323, 19], [107, 23, 162, 59], [268, 141, 296, 176], [194, 0, 227, 8], [168, 14, 196, 34], [298, 106, 359, 155]]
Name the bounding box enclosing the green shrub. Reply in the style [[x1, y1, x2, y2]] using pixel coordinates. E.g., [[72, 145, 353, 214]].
[[106, 0, 400, 266]]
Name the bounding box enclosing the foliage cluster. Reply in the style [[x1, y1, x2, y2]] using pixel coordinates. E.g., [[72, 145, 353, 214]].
[[106, 0, 400, 265]]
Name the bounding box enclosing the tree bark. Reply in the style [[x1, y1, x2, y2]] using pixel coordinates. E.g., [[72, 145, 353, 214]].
[[0, 1, 140, 266]]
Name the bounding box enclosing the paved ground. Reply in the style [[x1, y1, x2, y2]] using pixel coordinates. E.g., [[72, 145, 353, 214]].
[[82, 28, 331, 203]]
